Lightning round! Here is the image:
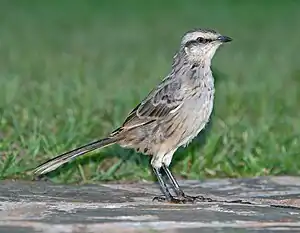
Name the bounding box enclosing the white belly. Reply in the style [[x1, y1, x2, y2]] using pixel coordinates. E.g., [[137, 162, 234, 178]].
[[178, 91, 214, 148]]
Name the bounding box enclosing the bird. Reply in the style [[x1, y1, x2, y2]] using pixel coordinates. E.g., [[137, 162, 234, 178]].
[[34, 28, 232, 203]]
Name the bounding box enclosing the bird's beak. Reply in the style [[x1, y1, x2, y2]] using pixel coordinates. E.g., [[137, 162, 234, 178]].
[[217, 35, 232, 43]]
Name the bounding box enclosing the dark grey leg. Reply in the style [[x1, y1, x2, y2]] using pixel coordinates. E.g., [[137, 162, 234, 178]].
[[152, 167, 190, 203], [152, 167, 173, 202], [162, 163, 185, 197], [162, 164, 213, 203]]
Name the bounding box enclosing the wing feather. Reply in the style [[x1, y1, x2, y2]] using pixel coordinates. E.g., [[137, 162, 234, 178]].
[[120, 77, 184, 130]]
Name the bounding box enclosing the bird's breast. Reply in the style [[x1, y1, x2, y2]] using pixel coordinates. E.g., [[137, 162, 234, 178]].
[[176, 82, 215, 148]]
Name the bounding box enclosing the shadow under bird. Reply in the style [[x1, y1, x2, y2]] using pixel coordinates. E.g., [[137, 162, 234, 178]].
[[34, 28, 232, 203]]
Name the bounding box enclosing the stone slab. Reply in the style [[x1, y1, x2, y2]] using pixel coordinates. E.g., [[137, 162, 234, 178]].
[[1, 176, 300, 232]]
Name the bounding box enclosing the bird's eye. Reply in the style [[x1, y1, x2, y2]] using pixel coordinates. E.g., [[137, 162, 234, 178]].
[[196, 37, 210, 44]]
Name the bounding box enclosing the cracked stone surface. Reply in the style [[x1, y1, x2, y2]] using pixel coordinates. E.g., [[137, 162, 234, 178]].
[[1, 176, 300, 232]]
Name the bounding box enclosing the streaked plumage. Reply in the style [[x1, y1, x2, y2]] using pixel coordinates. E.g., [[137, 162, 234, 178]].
[[34, 28, 232, 203]]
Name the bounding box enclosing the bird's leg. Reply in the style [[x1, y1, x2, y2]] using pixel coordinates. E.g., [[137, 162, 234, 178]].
[[162, 164, 213, 203], [152, 167, 187, 203], [162, 164, 185, 197], [152, 167, 174, 202]]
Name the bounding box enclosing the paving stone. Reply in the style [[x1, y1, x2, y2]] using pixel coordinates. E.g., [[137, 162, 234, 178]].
[[0, 176, 300, 232]]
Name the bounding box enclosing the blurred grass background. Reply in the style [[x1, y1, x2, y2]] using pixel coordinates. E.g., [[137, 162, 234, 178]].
[[0, 0, 300, 183]]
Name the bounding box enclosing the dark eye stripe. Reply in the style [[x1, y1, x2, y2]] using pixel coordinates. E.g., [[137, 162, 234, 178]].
[[185, 38, 213, 47], [196, 37, 213, 44]]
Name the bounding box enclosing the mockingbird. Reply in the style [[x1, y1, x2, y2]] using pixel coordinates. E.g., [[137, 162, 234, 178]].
[[34, 28, 232, 203]]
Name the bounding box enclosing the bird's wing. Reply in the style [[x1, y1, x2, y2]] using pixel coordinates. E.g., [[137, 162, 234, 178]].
[[116, 76, 184, 131]]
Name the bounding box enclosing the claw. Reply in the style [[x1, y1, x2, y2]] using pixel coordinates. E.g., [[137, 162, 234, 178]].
[[152, 195, 168, 202], [153, 195, 215, 204], [152, 195, 186, 204], [182, 195, 215, 203]]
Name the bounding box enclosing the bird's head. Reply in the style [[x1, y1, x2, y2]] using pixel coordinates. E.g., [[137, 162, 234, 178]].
[[180, 28, 232, 64]]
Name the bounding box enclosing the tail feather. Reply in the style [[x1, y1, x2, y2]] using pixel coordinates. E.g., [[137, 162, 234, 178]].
[[34, 137, 117, 175]]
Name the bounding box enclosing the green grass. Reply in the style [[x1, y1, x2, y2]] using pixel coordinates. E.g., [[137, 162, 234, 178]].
[[1, 0, 300, 183]]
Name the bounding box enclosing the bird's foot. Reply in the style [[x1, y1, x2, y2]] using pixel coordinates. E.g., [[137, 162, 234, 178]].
[[180, 194, 215, 203], [152, 195, 188, 204], [152, 195, 214, 204]]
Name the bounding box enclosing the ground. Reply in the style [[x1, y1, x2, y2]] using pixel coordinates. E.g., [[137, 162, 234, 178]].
[[1, 177, 300, 232], [0, 1, 300, 183]]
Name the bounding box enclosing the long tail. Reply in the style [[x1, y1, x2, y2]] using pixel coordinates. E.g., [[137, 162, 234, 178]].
[[33, 137, 118, 175]]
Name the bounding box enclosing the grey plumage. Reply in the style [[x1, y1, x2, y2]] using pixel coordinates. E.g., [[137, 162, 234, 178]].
[[34, 28, 232, 203]]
